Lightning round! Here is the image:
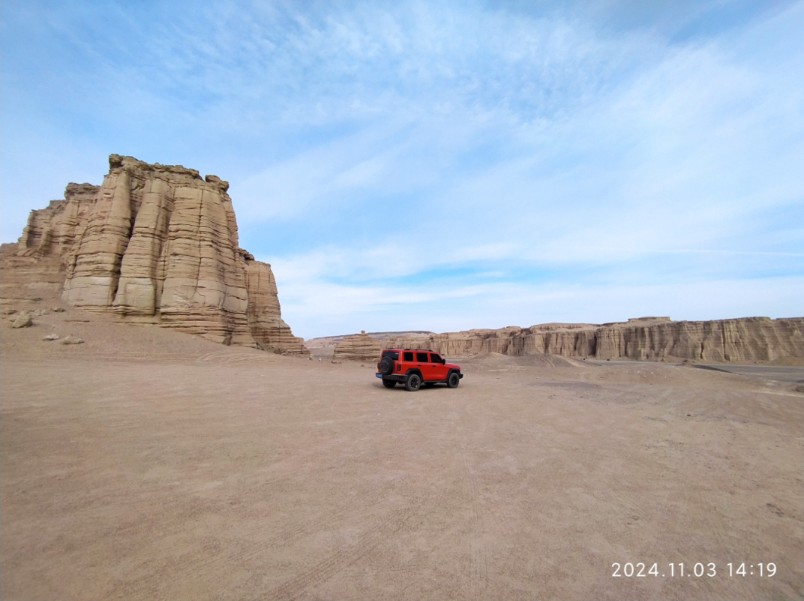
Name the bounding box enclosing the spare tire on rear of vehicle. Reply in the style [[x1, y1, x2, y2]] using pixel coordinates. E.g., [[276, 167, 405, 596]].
[[379, 356, 394, 376]]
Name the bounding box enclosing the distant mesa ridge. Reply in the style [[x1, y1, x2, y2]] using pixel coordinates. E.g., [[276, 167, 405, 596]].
[[325, 317, 804, 364], [0, 154, 307, 355]]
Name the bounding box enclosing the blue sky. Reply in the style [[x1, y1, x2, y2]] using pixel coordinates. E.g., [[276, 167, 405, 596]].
[[1, 0, 802, 338]]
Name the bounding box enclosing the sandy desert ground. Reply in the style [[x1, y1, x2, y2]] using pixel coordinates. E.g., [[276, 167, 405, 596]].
[[2, 304, 803, 601]]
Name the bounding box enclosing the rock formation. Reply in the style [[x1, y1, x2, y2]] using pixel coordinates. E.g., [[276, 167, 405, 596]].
[[385, 317, 804, 364], [244, 258, 307, 354], [1, 154, 307, 354], [332, 331, 383, 362]]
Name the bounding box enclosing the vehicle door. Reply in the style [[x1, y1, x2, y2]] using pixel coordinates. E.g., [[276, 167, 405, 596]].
[[428, 352, 448, 381], [415, 351, 434, 380]]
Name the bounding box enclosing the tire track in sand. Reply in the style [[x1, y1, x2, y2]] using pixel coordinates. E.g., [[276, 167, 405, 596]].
[[262, 488, 445, 601], [453, 410, 490, 600]]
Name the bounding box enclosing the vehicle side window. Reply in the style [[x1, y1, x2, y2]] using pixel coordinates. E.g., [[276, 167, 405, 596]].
[[430, 353, 442, 363], [403, 351, 414, 361], [416, 352, 429, 362]]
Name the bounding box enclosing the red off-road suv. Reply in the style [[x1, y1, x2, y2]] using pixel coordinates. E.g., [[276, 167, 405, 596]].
[[376, 349, 464, 391]]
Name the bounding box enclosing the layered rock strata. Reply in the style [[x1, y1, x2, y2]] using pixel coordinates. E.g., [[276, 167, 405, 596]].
[[1, 154, 307, 354], [333, 332, 383, 362], [245, 258, 307, 354], [386, 317, 804, 363]]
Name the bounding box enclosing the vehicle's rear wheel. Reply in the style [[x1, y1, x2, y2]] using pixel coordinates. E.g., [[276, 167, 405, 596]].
[[382, 378, 396, 388], [447, 371, 461, 388], [379, 356, 394, 376], [405, 373, 422, 392]]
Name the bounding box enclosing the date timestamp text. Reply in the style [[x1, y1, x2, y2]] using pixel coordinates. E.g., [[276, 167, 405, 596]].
[[611, 562, 776, 578]]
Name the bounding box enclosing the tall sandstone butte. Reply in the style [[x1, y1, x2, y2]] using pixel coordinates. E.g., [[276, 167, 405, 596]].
[[4, 154, 307, 354]]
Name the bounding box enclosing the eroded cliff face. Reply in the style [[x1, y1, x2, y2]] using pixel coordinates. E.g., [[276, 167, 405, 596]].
[[590, 317, 803, 362], [386, 317, 804, 363], [2, 154, 307, 354], [333, 332, 383, 362], [245, 259, 307, 355]]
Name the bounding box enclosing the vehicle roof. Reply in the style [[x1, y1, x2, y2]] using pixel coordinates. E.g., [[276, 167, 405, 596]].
[[382, 348, 440, 352]]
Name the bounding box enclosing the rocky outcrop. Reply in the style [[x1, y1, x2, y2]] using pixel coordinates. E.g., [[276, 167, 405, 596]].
[[245, 258, 307, 354], [590, 317, 803, 362], [0, 184, 101, 304], [0, 154, 307, 354], [385, 317, 804, 363], [18, 183, 100, 254], [333, 332, 383, 362]]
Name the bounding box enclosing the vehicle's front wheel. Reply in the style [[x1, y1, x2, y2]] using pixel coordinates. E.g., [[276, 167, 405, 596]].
[[447, 371, 461, 388], [382, 378, 396, 388], [405, 373, 422, 392]]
